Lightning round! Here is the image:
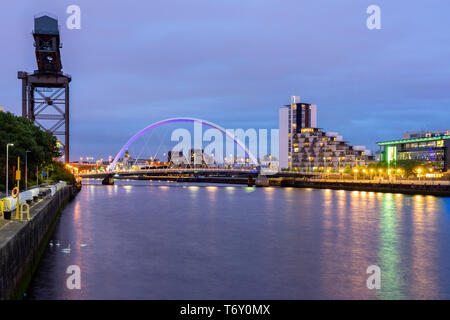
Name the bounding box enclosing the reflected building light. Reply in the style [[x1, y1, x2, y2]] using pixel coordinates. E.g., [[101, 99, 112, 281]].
[[244, 186, 255, 193], [351, 191, 360, 198], [225, 186, 235, 193]]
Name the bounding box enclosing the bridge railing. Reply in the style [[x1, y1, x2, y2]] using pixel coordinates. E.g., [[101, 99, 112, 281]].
[[81, 168, 259, 176]]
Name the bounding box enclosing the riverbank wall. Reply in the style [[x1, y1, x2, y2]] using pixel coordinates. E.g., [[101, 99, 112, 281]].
[[137, 175, 450, 196], [0, 185, 78, 300], [274, 179, 450, 197]]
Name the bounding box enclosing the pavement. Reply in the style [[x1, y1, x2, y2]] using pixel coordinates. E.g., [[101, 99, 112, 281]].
[[0, 219, 9, 229]]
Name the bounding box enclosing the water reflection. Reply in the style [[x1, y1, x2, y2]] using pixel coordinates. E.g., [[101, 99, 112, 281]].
[[26, 181, 450, 299], [378, 194, 403, 299]]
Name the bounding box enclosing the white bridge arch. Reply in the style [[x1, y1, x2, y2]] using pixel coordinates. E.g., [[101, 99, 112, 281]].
[[109, 117, 259, 172]]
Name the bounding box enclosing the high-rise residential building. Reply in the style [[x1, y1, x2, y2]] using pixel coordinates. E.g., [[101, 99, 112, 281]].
[[378, 129, 450, 171], [279, 96, 317, 168], [279, 95, 374, 171]]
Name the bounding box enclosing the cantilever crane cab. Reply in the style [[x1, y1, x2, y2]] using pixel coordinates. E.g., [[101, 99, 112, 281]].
[[33, 14, 63, 74]]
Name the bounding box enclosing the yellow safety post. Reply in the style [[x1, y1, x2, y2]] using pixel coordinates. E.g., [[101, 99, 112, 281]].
[[0, 199, 10, 219], [15, 156, 21, 220], [2, 198, 10, 212], [20, 203, 30, 221]]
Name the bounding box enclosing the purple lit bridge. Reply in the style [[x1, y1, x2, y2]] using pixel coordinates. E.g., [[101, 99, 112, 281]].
[[79, 118, 265, 185]]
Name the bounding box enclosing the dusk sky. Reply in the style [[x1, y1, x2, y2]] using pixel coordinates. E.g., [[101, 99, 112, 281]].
[[1, 0, 449, 161]]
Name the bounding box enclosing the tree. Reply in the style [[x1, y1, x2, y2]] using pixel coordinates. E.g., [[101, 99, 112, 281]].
[[374, 160, 432, 178], [0, 112, 73, 190]]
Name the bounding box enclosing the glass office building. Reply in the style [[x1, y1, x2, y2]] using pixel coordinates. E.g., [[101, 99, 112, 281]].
[[378, 130, 450, 171]]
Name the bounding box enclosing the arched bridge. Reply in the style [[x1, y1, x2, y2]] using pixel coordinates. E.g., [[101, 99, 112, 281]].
[[77, 117, 264, 184]]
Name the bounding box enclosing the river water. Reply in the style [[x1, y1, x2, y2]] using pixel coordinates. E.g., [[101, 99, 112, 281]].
[[25, 180, 450, 299]]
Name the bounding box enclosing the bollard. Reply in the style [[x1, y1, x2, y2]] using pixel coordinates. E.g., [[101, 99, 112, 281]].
[[2, 198, 10, 211], [1, 199, 11, 220], [20, 203, 30, 221]]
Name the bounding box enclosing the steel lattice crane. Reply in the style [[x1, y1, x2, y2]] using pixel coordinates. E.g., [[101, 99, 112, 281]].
[[18, 14, 72, 163]]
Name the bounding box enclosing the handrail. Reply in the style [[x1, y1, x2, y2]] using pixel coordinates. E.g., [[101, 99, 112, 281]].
[[20, 204, 30, 221]]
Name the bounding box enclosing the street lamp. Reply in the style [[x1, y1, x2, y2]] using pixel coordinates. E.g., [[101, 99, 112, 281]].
[[417, 168, 422, 181], [6, 143, 14, 196], [339, 168, 344, 180], [353, 168, 359, 181], [25, 150, 31, 190]]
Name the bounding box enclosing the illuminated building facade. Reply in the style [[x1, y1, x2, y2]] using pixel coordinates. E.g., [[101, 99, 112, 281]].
[[279, 95, 374, 171], [279, 96, 317, 168], [291, 128, 374, 172], [378, 130, 450, 171]]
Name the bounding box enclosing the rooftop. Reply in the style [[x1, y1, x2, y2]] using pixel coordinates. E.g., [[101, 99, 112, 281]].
[[378, 135, 450, 146]]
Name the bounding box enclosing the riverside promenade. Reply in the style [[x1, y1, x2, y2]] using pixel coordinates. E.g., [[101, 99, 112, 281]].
[[0, 184, 79, 300], [83, 175, 450, 196]]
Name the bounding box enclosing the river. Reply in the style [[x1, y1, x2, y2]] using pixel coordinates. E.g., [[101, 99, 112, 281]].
[[25, 180, 450, 299]]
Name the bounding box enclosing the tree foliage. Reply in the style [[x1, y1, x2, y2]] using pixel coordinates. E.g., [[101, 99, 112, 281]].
[[0, 111, 73, 190], [370, 160, 433, 178]]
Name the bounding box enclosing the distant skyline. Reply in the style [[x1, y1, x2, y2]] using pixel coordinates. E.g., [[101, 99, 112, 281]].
[[1, 0, 450, 161]]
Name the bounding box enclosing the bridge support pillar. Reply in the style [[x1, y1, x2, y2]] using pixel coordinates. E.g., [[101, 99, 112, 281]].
[[102, 176, 114, 185], [255, 175, 270, 187]]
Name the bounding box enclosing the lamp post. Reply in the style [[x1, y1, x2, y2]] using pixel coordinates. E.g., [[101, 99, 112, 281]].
[[25, 150, 31, 190], [353, 168, 359, 181], [6, 143, 14, 196]]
